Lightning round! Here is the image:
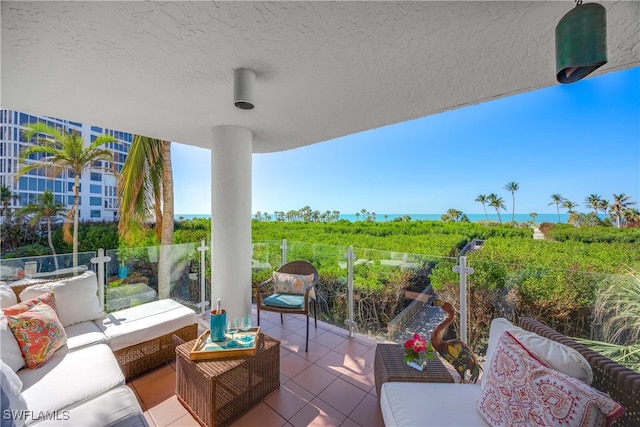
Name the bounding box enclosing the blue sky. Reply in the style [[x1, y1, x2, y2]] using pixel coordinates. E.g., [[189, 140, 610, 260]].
[[173, 67, 640, 216]]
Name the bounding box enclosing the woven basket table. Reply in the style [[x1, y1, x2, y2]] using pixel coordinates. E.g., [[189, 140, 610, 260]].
[[374, 343, 454, 397], [175, 333, 280, 427]]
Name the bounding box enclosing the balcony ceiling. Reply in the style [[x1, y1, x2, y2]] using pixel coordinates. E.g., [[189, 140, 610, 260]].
[[2, 1, 638, 153]]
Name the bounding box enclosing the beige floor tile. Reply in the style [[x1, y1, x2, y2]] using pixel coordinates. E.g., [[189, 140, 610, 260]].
[[264, 381, 315, 420], [136, 370, 177, 408], [291, 364, 337, 396], [316, 377, 367, 417], [166, 413, 201, 427], [230, 402, 287, 427], [348, 393, 385, 427], [313, 330, 346, 349], [338, 363, 375, 393], [131, 363, 174, 388], [288, 397, 348, 427], [147, 395, 188, 427], [280, 351, 313, 378]]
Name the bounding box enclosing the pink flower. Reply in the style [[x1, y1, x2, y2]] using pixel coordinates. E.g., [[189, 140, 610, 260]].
[[402, 333, 434, 364]]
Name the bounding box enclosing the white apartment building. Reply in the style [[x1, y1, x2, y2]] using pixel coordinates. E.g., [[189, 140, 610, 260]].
[[0, 109, 131, 221]]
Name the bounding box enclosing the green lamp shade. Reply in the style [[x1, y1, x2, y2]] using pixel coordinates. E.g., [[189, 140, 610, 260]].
[[555, 3, 607, 84]]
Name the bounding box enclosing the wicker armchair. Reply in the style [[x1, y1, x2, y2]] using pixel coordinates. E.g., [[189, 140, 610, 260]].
[[255, 260, 319, 352]]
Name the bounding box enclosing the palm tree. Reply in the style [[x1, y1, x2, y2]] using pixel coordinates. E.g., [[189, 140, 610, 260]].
[[622, 208, 640, 228], [584, 194, 602, 216], [503, 181, 519, 223], [487, 193, 505, 224], [15, 189, 65, 269], [529, 212, 537, 223], [561, 199, 578, 213], [475, 194, 489, 221], [19, 123, 116, 267], [548, 194, 565, 223], [610, 194, 636, 228], [1, 185, 18, 220], [118, 135, 174, 299]]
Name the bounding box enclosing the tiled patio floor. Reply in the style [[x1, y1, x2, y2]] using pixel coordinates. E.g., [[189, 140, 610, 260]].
[[127, 308, 386, 427]]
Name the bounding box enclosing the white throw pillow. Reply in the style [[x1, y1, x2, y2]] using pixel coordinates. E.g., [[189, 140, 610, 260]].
[[0, 312, 26, 372], [0, 359, 28, 427], [0, 282, 17, 308], [484, 318, 592, 385], [19, 271, 105, 327]]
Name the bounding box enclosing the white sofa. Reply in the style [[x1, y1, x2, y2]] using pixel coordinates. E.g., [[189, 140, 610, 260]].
[[379, 317, 624, 427], [1, 271, 197, 426]]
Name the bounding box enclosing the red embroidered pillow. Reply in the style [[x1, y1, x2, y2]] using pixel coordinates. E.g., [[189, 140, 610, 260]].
[[2, 291, 57, 316], [477, 331, 624, 427], [5, 302, 67, 369]]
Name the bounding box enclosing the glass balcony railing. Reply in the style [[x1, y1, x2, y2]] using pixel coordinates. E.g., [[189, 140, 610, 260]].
[[2, 239, 635, 369]]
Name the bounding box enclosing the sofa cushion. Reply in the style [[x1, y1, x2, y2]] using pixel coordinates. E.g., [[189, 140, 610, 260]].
[[380, 382, 487, 427], [1, 359, 28, 427], [0, 282, 17, 308], [95, 299, 196, 352], [1, 312, 25, 372], [477, 331, 624, 427], [484, 318, 592, 385], [6, 303, 67, 369], [19, 271, 105, 327], [18, 343, 125, 423], [30, 386, 147, 427], [64, 321, 108, 351]]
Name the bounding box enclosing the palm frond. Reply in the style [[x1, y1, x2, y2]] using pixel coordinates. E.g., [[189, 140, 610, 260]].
[[573, 338, 640, 372]]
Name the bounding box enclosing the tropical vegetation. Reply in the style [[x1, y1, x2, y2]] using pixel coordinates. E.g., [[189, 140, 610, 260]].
[[18, 123, 116, 267]]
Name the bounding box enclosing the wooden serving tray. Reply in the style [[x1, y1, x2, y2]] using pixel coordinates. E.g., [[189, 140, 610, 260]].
[[189, 327, 261, 361]]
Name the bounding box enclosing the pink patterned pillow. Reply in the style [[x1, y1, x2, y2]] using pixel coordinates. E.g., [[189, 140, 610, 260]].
[[477, 331, 624, 427], [6, 302, 67, 369], [2, 291, 57, 316]]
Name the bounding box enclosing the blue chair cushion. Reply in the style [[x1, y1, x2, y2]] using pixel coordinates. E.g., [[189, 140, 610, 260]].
[[263, 293, 305, 309]]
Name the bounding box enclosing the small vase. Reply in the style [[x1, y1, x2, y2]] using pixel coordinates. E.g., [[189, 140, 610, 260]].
[[407, 358, 427, 371]]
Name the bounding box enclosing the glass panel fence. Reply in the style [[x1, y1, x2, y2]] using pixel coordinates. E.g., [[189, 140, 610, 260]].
[[352, 247, 457, 343], [105, 243, 206, 312], [0, 251, 96, 284]]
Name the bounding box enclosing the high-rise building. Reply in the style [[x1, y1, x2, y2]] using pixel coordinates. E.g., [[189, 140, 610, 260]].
[[0, 109, 132, 221]]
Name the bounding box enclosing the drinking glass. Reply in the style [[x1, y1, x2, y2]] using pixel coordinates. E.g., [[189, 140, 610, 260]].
[[226, 318, 239, 347], [240, 314, 252, 342]]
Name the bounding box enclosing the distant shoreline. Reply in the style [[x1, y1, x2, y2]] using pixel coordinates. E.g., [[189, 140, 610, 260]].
[[175, 213, 596, 224]]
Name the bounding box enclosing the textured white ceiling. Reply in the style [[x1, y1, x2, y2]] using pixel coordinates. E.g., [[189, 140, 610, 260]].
[[2, 1, 639, 153]]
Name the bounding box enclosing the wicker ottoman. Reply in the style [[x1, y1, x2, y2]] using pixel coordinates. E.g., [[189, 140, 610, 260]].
[[175, 333, 280, 427], [374, 343, 454, 397]]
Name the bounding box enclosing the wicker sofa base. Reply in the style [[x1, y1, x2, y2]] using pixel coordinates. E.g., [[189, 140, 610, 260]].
[[114, 323, 198, 379]]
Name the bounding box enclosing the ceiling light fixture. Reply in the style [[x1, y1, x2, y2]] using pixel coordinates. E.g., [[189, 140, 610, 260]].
[[555, 1, 607, 84], [233, 68, 255, 110]]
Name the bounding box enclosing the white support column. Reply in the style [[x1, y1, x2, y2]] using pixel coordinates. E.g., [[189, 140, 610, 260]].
[[211, 125, 253, 320]]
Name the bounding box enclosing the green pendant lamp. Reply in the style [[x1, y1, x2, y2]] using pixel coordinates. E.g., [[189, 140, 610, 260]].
[[555, 1, 607, 84]]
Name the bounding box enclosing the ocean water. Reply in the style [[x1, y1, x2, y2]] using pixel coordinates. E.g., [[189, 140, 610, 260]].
[[176, 213, 572, 223]]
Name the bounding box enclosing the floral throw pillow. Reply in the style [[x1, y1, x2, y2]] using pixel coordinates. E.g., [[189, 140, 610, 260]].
[[6, 302, 67, 369], [477, 331, 624, 427], [3, 291, 57, 316], [273, 272, 316, 299]]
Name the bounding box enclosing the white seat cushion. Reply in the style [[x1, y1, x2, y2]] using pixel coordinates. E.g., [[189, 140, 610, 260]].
[[96, 299, 196, 352], [1, 312, 26, 372], [380, 382, 487, 427], [18, 343, 124, 424], [31, 385, 148, 427], [64, 321, 108, 351]]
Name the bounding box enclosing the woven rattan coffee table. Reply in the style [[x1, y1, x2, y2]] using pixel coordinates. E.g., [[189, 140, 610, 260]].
[[374, 343, 454, 397], [175, 333, 280, 427]]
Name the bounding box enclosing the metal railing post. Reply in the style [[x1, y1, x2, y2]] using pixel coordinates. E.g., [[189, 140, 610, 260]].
[[452, 256, 474, 345], [197, 239, 210, 317], [344, 245, 357, 337], [90, 248, 111, 311], [281, 239, 288, 265]]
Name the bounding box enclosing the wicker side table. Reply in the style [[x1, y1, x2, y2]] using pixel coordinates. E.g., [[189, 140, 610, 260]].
[[374, 343, 454, 397], [175, 333, 280, 427]]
